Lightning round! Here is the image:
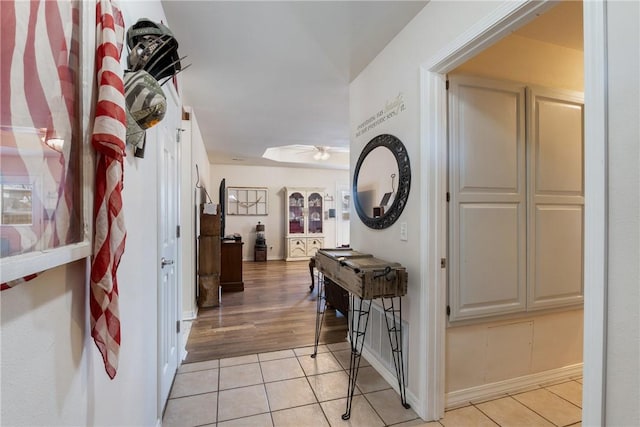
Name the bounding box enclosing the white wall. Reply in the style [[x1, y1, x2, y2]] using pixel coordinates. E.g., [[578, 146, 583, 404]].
[[0, 260, 89, 425], [210, 164, 349, 261], [351, 0, 639, 422], [0, 1, 177, 426], [180, 110, 211, 320], [604, 1, 640, 424], [349, 1, 512, 416]]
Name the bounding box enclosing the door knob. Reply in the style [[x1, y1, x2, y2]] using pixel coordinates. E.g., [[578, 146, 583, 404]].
[[161, 257, 174, 268]]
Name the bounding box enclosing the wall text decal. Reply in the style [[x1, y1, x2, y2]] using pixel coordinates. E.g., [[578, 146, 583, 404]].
[[355, 93, 406, 137]]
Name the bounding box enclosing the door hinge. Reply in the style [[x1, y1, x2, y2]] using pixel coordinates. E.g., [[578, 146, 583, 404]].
[[176, 320, 181, 334], [446, 192, 450, 202], [176, 225, 181, 238], [446, 305, 451, 316], [446, 79, 449, 90], [440, 258, 447, 268]]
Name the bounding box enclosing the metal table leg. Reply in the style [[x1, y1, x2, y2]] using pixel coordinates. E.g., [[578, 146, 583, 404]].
[[311, 272, 326, 358], [342, 295, 372, 420], [382, 297, 410, 409]]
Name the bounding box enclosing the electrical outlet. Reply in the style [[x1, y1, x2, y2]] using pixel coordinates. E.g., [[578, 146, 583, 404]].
[[400, 222, 408, 241]]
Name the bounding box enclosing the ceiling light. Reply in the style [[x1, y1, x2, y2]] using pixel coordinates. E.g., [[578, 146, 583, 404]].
[[313, 147, 330, 161]]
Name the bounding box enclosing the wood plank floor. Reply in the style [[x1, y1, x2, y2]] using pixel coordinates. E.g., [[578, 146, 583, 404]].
[[184, 260, 348, 363]]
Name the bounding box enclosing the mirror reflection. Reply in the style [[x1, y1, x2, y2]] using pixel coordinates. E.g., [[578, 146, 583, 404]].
[[356, 147, 398, 218]]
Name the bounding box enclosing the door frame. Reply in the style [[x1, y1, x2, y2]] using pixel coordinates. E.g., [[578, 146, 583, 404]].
[[418, 0, 607, 422]]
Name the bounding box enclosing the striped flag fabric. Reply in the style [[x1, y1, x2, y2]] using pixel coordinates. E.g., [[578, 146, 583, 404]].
[[90, 0, 126, 379], [0, 0, 80, 289]]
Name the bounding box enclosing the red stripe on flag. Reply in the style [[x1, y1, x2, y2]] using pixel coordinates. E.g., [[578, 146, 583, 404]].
[[23, 1, 53, 131], [44, 0, 74, 121], [0, 1, 16, 123]]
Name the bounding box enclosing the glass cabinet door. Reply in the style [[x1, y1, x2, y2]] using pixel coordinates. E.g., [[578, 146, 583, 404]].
[[307, 192, 323, 234], [288, 192, 305, 234]]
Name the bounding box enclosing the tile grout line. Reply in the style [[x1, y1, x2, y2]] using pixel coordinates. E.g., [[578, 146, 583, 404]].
[[471, 400, 505, 427], [504, 394, 562, 427], [542, 382, 583, 410], [511, 384, 583, 427], [215, 357, 221, 425], [256, 354, 276, 427], [304, 350, 332, 427]]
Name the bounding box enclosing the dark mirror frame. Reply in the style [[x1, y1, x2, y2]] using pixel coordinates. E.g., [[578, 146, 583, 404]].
[[352, 134, 411, 229]]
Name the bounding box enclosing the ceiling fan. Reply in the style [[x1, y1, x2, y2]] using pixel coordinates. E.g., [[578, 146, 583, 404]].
[[262, 144, 349, 166], [292, 144, 348, 160], [313, 146, 331, 160]]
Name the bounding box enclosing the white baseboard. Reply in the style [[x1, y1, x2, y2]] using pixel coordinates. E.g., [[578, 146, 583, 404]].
[[446, 363, 583, 408], [182, 307, 198, 321], [180, 319, 194, 362], [360, 346, 420, 416]]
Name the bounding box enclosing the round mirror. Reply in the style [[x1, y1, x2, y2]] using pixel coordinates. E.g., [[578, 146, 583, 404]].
[[352, 134, 411, 229]]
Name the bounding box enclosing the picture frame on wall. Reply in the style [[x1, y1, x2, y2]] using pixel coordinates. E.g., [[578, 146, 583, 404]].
[[227, 187, 268, 215]]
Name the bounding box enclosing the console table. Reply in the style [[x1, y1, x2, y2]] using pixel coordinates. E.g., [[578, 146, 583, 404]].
[[220, 240, 244, 291], [312, 248, 409, 420]]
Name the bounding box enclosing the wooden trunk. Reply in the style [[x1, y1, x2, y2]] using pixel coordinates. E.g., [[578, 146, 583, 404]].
[[199, 235, 221, 274], [198, 274, 220, 308], [198, 204, 221, 307], [315, 248, 408, 300], [200, 205, 221, 236]]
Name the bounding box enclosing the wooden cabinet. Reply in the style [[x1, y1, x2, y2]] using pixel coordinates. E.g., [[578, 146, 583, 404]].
[[198, 206, 221, 307], [221, 241, 244, 291], [447, 76, 584, 321], [284, 187, 325, 261]]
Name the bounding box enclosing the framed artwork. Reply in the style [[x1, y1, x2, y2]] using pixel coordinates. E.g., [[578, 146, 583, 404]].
[[1, 0, 91, 284], [227, 187, 268, 215]]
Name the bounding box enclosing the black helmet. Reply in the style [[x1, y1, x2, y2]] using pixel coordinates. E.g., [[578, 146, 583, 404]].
[[126, 18, 188, 84]]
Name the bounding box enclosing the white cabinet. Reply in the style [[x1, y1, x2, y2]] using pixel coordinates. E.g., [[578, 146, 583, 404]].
[[448, 76, 584, 321], [284, 187, 325, 261]]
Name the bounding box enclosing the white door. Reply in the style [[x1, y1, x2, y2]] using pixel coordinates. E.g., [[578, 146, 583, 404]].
[[526, 86, 584, 310], [448, 75, 527, 321], [158, 86, 180, 411]]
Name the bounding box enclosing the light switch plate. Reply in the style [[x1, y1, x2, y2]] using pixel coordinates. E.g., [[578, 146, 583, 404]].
[[400, 222, 408, 241]]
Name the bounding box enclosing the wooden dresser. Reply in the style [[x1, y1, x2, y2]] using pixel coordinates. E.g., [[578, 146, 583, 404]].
[[221, 240, 244, 291]]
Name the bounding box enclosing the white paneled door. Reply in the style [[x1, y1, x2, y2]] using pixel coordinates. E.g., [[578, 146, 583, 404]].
[[448, 76, 527, 321], [527, 87, 585, 310], [158, 86, 181, 413]]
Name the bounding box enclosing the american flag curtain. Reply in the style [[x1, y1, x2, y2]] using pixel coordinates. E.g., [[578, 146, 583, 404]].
[[90, 0, 126, 379], [0, 0, 80, 290]]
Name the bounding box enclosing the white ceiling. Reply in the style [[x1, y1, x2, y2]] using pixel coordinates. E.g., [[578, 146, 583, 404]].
[[161, 1, 428, 169], [161, 1, 582, 170]]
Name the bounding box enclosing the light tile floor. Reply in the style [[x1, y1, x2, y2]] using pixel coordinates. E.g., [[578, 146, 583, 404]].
[[163, 342, 583, 427]]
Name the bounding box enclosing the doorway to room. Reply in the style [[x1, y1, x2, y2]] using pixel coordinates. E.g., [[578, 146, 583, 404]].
[[444, 0, 585, 406], [417, 0, 602, 421]]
